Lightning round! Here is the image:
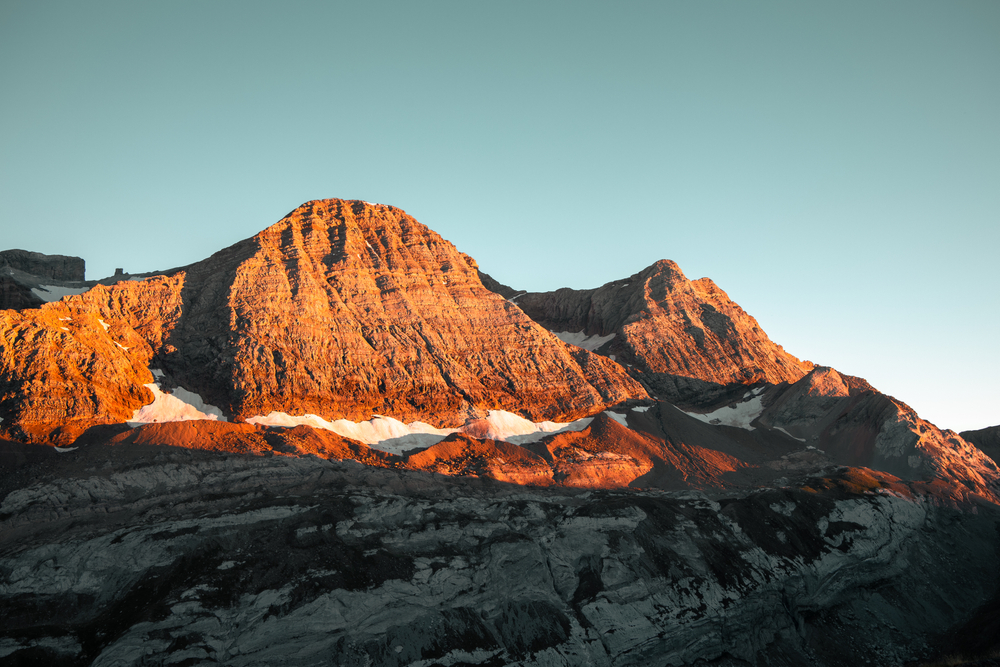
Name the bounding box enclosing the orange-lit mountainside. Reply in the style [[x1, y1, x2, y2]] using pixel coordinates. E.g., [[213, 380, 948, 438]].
[[1, 199, 998, 666]]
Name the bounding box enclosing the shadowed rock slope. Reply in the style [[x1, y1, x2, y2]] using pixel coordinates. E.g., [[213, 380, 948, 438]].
[[1, 442, 998, 666], [507, 260, 813, 405], [961, 425, 1000, 466], [0, 200, 644, 443]]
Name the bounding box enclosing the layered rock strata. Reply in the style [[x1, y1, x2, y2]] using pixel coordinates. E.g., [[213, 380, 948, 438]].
[[0, 200, 645, 443], [1, 444, 997, 666], [510, 260, 813, 404]]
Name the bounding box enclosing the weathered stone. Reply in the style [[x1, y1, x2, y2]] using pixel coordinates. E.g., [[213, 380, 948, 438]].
[[511, 260, 813, 404], [0, 249, 85, 282]]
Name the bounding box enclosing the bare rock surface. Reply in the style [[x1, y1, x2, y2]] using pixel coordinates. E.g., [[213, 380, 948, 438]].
[[173, 199, 643, 425], [0, 444, 997, 666], [0, 200, 645, 442], [0, 277, 184, 444], [511, 260, 813, 405], [753, 367, 1000, 501], [0, 249, 85, 282], [961, 425, 1000, 465]]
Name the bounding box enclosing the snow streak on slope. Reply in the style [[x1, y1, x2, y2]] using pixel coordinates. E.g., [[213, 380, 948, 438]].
[[128, 373, 227, 425], [684, 388, 766, 430], [552, 330, 616, 351]]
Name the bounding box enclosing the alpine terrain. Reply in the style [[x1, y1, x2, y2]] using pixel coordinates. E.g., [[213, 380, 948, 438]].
[[1, 199, 998, 667]]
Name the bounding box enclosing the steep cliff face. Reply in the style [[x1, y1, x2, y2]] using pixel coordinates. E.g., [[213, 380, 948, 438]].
[[0, 249, 85, 282], [512, 260, 813, 405], [0, 200, 645, 442], [0, 250, 88, 310], [0, 276, 185, 444]]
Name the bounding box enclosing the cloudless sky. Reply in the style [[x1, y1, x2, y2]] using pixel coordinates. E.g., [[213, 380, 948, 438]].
[[1, 1, 997, 431]]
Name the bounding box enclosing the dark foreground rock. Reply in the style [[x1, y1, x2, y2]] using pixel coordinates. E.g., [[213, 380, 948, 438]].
[[1, 443, 997, 666]]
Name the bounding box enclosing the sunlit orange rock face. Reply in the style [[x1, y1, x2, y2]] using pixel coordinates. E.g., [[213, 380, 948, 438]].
[[161, 199, 644, 425], [0, 276, 184, 443], [513, 260, 813, 403], [0, 200, 645, 442]]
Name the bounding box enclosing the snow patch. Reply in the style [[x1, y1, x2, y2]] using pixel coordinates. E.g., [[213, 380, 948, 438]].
[[31, 285, 88, 302], [246, 409, 595, 453], [98, 319, 110, 331], [604, 411, 628, 428], [246, 412, 453, 455], [774, 426, 806, 442], [552, 330, 616, 352], [54, 446, 78, 453], [128, 383, 227, 426], [631, 406, 650, 413], [684, 395, 764, 430], [472, 410, 593, 445]]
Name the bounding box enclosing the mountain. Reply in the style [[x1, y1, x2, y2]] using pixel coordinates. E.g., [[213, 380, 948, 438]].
[[0, 200, 644, 444], [505, 259, 813, 406], [1, 198, 999, 666]]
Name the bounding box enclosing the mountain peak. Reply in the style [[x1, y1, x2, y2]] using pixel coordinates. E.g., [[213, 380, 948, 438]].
[[513, 258, 813, 404]]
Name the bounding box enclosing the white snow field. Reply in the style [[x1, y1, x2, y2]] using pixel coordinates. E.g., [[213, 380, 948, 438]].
[[683, 388, 766, 430], [128, 374, 227, 426], [246, 409, 595, 455]]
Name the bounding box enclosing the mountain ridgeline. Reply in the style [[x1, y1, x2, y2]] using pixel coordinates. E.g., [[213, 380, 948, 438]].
[[0, 198, 998, 667]]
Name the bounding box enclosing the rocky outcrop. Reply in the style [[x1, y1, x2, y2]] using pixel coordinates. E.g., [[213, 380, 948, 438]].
[[0, 250, 89, 310], [0, 276, 43, 309], [0, 249, 85, 282], [0, 200, 645, 443], [961, 425, 1000, 465], [512, 260, 813, 405], [750, 367, 1000, 501], [1, 444, 997, 666], [0, 276, 185, 444]]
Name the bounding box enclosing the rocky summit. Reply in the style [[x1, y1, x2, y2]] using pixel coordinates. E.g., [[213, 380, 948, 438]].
[[0, 198, 998, 666], [508, 259, 813, 406]]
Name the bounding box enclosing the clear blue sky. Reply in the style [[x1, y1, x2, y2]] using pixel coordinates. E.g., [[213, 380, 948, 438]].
[[2, 1, 997, 432]]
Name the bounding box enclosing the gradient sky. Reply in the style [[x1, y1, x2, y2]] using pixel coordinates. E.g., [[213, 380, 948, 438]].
[[1, 1, 997, 432]]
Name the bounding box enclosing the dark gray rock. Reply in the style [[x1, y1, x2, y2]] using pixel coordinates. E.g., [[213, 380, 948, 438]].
[[961, 425, 1000, 465], [0, 444, 997, 666], [0, 249, 85, 282]]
